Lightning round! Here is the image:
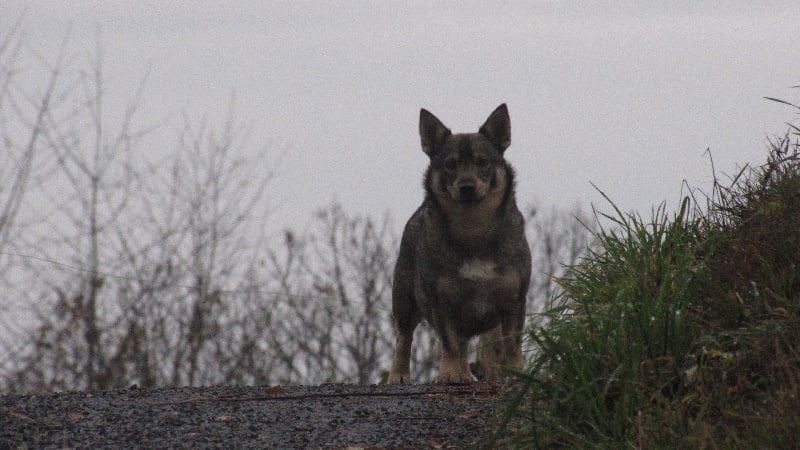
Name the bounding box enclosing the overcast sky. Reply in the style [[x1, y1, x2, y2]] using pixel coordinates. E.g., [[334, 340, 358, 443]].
[[7, 1, 800, 237]]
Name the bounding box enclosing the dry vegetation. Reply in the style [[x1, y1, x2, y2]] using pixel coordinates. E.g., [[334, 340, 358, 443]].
[[0, 23, 591, 393]]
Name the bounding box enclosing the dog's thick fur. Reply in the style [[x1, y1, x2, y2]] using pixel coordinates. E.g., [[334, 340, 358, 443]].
[[388, 104, 532, 384]]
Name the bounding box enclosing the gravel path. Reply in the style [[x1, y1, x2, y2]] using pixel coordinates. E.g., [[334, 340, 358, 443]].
[[1, 383, 500, 448]]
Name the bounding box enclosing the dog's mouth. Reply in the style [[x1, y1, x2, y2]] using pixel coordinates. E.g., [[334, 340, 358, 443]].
[[457, 181, 481, 204]]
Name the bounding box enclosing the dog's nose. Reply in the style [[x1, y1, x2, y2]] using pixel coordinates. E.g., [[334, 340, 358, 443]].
[[458, 179, 477, 200]]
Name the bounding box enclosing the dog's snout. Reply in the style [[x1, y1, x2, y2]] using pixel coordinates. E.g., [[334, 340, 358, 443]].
[[458, 179, 477, 200], [458, 178, 476, 191]]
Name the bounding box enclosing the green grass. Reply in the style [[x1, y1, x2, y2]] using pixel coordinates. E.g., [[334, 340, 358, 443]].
[[485, 129, 800, 449]]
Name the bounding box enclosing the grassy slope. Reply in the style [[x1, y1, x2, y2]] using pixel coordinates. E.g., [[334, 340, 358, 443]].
[[487, 128, 800, 449]]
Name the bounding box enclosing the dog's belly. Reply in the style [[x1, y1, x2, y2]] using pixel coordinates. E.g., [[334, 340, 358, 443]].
[[435, 259, 522, 337]]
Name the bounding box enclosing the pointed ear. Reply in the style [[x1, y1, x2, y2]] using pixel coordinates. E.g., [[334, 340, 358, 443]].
[[479, 103, 511, 152], [419, 108, 451, 156]]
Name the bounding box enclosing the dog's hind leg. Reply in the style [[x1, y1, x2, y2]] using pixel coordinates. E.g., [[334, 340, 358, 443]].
[[388, 315, 420, 384], [388, 331, 415, 384], [388, 293, 421, 384]]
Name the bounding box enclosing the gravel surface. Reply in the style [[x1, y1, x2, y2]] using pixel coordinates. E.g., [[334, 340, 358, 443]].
[[0, 382, 500, 449]]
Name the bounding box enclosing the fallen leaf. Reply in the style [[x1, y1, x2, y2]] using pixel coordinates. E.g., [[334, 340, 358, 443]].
[[66, 411, 86, 421], [264, 385, 285, 396]]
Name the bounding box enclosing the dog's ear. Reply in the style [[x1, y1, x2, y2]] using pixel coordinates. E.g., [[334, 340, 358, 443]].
[[479, 104, 511, 152], [419, 109, 451, 156]]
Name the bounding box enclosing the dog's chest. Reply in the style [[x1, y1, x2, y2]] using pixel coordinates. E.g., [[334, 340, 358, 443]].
[[457, 259, 498, 281], [434, 258, 521, 328]]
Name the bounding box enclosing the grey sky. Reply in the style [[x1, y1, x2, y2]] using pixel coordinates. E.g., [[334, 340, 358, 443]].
[[7, 1, 800, 236]]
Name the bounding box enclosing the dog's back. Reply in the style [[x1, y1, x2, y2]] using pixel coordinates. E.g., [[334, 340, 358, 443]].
[[388, 104, 531, 384]]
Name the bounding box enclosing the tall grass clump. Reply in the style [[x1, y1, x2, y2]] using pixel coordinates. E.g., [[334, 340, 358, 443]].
[[486, 123, 800, 449]]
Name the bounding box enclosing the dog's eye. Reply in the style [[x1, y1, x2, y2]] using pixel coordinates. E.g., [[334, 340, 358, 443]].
[[444, 157, 458, 171], [476, 157, 490, 169]]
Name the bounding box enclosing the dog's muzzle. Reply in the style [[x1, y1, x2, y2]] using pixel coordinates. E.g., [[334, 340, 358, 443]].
[[457, 179, 479, 203]]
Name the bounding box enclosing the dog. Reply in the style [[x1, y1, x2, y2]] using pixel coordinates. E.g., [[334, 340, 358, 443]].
[[387, 104, 531, 384]]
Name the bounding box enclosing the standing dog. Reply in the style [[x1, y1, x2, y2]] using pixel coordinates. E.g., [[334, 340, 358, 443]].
[[388, 104, 531, 384]]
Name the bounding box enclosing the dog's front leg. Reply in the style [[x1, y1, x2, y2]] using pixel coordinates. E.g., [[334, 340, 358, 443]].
[[502, 304, 526, 371], [434, 325, 476, 384], [476, 325, 504, 382], [476, 313, 525, 382]]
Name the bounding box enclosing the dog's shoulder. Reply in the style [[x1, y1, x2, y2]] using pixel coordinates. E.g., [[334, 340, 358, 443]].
[[398, 203, 426, 247]]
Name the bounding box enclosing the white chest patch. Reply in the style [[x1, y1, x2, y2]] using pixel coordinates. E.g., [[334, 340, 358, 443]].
[[458, 259, 497, 281]]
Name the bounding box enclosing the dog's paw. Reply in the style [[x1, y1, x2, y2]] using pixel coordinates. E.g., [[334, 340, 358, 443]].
[[386, 371, 412, 385], [434, 369, 477, 385]]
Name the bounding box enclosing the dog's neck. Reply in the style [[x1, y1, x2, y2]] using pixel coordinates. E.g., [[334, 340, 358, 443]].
[[428, 187, 515, 253], [435, 195, 504, 243]]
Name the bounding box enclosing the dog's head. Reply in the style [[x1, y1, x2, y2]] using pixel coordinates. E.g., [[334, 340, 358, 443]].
[[420, 104, 512, 207]]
